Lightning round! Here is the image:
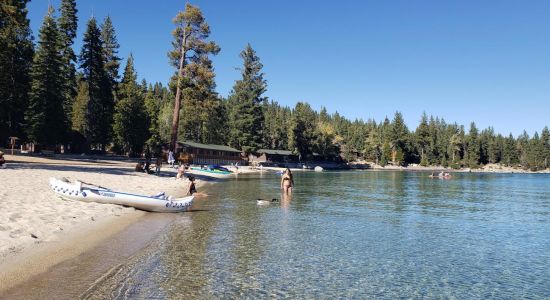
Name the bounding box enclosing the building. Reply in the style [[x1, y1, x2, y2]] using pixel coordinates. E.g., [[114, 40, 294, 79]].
[[249, 149, 298, 166], [176, 141, 243, 165]]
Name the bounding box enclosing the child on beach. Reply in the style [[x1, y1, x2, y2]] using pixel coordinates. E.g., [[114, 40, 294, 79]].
[[187, 176, 206, 197]]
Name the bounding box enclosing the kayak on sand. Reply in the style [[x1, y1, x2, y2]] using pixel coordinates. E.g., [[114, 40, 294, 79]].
[[49, 177, 194, 213]]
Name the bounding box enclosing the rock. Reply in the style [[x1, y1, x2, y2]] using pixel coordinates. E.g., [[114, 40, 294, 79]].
[[30, 233, 38, 239]]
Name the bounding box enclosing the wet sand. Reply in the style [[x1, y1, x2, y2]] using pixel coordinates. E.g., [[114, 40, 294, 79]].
[[0, 212, 180, 299]]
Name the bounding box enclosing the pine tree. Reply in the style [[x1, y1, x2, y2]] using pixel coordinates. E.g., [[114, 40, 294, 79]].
[[228, 44, 267, 153], [72, 80, 89, 135], [541, 126, 550, 169], [57, 0, 78, 120], [168, 3, 220, 150], [416, 112, 430, 166], [113, 55, 148, 156], [144, 83, 163, 150], [100, 16, 120, 93], [389, 111, 408, 165], [25, 6, 67, 145], [466, 122, 480, 168], [79, 17, 114, 149], [0, 0, 34, 142], [289, 102, 316, 160]]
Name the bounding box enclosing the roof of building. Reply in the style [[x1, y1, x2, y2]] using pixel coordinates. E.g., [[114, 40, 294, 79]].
[[258, 149, 295, 156], [178, 141, 241, 153]]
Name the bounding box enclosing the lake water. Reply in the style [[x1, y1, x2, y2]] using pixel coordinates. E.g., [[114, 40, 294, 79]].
[[57, 172, 550, 298]]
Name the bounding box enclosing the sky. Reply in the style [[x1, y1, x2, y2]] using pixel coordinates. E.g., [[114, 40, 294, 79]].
[[27, 0, 550, 136]]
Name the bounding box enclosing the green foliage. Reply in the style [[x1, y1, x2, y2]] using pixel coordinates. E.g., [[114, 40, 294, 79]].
[[58, 0, 78, 121], [289, 102, 316, 160], [228, 44, 267, 153], [71, 80, 88, 135], [168, 3, 220, 149], [466, 122, 480, 168], [25, 6, 67, 144], [112, 55, 147, 156], [78, 17, 114, 149], [0, 0, 34, 142], [100, 16, 120, 91]]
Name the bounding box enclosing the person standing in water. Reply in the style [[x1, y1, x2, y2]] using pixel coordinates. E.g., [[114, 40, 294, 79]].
[[280, 168, 294, 195]]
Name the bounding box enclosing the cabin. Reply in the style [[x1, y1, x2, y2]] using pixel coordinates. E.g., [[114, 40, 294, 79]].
[[175, 141, 243, 165], [249, 149, 299, 166]]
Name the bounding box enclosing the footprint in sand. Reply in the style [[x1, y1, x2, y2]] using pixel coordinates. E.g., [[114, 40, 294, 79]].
[[9, 229, 23, 238], [0, 225, 11, 231], [9, 213, 21, 222]]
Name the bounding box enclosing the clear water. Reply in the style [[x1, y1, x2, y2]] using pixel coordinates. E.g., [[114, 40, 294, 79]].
[[82, 171, 550, 299]]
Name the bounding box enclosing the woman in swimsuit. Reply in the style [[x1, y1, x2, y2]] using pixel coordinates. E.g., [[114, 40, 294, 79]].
[[280, 168, 294, 195]]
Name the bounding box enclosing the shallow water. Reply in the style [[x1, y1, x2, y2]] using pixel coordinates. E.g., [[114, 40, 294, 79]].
[[10, 171, 550, 299], [77, 171, 550, 299]]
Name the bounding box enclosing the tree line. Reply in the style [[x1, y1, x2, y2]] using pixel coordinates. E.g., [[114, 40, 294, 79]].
[[1, 1, 548, 170]]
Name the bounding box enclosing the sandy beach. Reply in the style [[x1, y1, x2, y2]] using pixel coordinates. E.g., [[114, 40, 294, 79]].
[[0, 154, 203, 291]]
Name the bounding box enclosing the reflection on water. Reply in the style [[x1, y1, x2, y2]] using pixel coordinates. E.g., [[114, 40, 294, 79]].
[[83, 171, 549, 299]]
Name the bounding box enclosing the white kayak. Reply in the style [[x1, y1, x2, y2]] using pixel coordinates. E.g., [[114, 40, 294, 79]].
[[49, 177, 194, 213]]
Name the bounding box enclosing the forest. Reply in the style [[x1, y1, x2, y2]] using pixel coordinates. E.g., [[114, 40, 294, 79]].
[[1, 0, 549, 170]]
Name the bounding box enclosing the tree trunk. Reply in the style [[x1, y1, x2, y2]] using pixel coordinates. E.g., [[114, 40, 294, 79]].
[[169, 27, 188, 152]]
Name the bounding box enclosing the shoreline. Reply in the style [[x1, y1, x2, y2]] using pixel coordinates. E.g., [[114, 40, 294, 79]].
[[0, 154, 207, 293], [0, 210, 146, 293]]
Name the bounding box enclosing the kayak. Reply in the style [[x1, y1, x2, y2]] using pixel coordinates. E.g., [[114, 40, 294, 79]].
[[49, 177, 194, 213]]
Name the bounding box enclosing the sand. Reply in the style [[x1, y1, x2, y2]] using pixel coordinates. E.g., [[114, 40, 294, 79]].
[[0, 154, 201, 265]]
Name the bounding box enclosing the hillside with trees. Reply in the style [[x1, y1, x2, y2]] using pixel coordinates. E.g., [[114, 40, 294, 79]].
[[1, 1, 549, 171]]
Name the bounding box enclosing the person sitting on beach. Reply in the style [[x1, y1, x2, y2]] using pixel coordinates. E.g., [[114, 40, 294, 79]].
[[187, 176, 207, 197], [280, 168, 294, 195], [135, 161, 145, 172], [0, 151, 5, 168]]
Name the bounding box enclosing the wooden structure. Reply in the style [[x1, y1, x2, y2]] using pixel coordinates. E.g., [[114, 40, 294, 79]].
[[8, 137, 19, 155], [249, 149, 298, 165], [176, 141, 243, 165]]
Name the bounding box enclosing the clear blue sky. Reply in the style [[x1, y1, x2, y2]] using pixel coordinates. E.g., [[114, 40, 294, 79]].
[[27, 0, 550, 136]]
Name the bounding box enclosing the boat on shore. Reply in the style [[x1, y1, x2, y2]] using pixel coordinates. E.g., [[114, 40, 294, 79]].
[[187, 165, 235, 179], [49, 177, 194, 212]]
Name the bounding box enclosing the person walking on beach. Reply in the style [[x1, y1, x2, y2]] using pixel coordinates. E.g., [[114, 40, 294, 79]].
[[280, 168, 294, 195], [168, 150, 175, 168], [155, 156, 163, 176]]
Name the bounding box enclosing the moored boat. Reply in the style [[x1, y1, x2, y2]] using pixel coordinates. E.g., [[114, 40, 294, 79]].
[[49, 177, 193, 212], [187, 165, 234, 179]]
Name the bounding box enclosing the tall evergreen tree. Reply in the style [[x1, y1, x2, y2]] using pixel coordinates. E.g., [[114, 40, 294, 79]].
[[416, 112, 430, 166], [541, 126, 550, 169], [0, 0, 34, 143], [57, 0, 78, 120], [389, 111, 408, 165], [25, 6, 67, 145], [79, 17, 114, 149], [168, 3, 220, 150], [228, 44, 267, 153], [100, 16, 120, 93], [112, 55, 147, 156], [71, 80, 89, 135], [465, 122, 480, 167], [289, 102, 316, 160]]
